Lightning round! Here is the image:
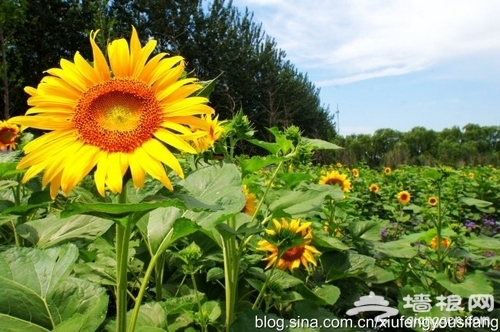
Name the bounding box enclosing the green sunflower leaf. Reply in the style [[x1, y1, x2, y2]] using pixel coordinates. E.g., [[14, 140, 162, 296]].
[[433, 272, 493, 298], [302, 137, 343, 150], [236, 155, 284, 178], [16, 213, 113, 248], [179, 163, 245, 232], [247, 139, 281, 155], [61, 197, 211, 228], [0, 244, 108, 331], [137, 207, 199, 255]]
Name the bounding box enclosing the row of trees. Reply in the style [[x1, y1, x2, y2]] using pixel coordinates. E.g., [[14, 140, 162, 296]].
[[0, 0, 336, 146], [332, 124, 500, 167]]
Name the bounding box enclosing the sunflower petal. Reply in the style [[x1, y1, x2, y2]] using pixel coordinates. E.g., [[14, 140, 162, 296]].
[[61, 144, 101, 194], [155, 78, 198, 102], [74, 51, 100, 84], [149, 56, 184, 86], [129, 152, 146, 189], [153, 128, 196, 154], [90, 30, 110, 81], [142, 139, 184, 178], [95, 153, 109, 197], [50, 171, 63, 199], [18, 134, 78, 168], [22, 160, 49, 183], [108, 38, 130, 77], [43, 141, 84, 187], [106, 153, 125, 193], [135, 147, 173, 190]]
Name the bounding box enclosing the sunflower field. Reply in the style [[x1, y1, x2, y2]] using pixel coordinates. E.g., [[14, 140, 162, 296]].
[[1, 29, 500, 332]]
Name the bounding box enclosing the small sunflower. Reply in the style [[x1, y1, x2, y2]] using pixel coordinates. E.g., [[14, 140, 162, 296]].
[[319, 170, 352, 192], [190, 114, 224, 153], [384, 167, 392, 175], [9, 27, 215, 198], [429, 236, 451, 250], [351, 168, 359, 178], [242, 185, 257, 216], [258, 218, 320, 272], [369, 183, 380, 194], [468, 172, 475, 179], [397, 190, 411, 205], [0, 121, 20, 151], [336, 162, 343, 168], [428, 196, 438, 206]]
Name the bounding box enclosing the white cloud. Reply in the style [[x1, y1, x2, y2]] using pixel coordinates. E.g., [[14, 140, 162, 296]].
[[232, 0, 500, 85]]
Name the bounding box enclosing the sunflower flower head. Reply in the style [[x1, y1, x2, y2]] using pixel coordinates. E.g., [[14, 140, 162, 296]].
[[319, 170, 352, 192], [369, 183, 380, 194], [384, 167, 392, 175], [9, 27, 215, 199], [190, 114, 224, 153], [241, 185, 257, 216], [351, 168, 359, 178], [258, 218, 320, 273], [0, 121, 20, 151], [429, 236, 451, 250], [428, 196, 438, 206], [397, 190, 411, 205]]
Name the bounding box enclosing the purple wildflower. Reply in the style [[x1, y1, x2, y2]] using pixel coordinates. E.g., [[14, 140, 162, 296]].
[[465, 220, 476, 229]]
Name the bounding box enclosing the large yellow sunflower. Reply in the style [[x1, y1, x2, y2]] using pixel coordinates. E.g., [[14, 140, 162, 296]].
[[9, 27, 214, 198], [319, 170, 352, 192], [0, 121, 20, 151], [397, 190, 411, 205], [258, 218, 320, 272]]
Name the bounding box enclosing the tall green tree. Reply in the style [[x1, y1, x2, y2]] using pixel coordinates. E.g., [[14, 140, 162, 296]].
[[0, 0, 26, 119], [3, 0, 336, 147]]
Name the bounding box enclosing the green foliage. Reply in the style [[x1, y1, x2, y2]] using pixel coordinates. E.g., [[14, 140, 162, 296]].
[[2, 0, 336, 146], [0, 244, 108, 331], [334, 124, 500, 167]]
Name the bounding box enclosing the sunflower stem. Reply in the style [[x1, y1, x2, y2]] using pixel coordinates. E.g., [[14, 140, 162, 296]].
[[128, 245, 163, 332], [251, 256, 279, 311], [254, 160, 284, 226], [191, 272, 208, 332], [222, 216, 239, 331], [239, 160, 285, 253], [154, 254, 166, 301], [436, 182, 443, 271], [10, 174, 24, 246], [116, 188, 131, 332]]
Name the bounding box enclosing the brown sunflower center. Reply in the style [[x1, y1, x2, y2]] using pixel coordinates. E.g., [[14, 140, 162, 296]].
[[325, 178, 344, 187], [400, 194, 409, 201], [282, 245, 305, 261], [73, 78, 163, 153], [0, 128, 16, 143]]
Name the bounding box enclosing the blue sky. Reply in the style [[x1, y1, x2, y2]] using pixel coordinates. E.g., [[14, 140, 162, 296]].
[[231, 0, 500, 135]]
